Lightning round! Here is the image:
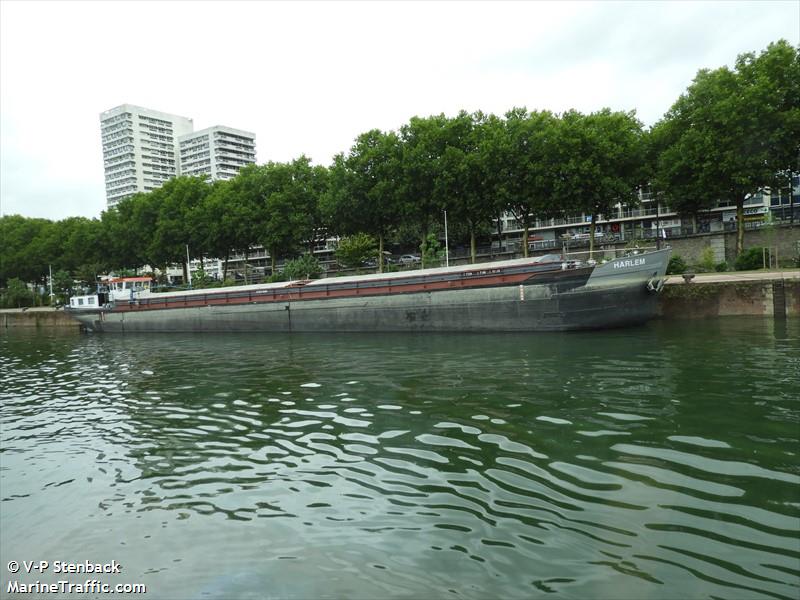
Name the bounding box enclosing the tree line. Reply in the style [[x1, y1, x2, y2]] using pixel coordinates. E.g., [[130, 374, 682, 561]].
[[1, 40, 797, 290]]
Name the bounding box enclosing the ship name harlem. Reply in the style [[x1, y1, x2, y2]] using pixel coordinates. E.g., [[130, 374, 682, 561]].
[[612, 258, 646, 269]]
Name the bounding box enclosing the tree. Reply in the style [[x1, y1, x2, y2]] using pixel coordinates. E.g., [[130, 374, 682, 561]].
[[283, 254, 322, 280], [218, 167, 264, 281], [261, 158, 319, 274], [487, 108, 562, 257], [238, 158, 321, 275], [51, 269, 74, 305], [399, 115, 451, 267], [148, 176, 211, 281], [324, 129, 403, 272], [193, 179, 238, 280], [420, 232, 445, 267], [57, 217, 105, 275], [556, 109, 645, 256], [652, 40, 800, 256], [434, 111, 499, 263], [2, 278, 32, 308], [335, 233, 377, 268], [101, 192, 159, 271], [0, 215, 53, 284]]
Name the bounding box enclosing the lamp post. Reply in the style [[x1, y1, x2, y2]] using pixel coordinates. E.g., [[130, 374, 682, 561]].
[[656, 199, 661, 250], [443, 210, 450, 267], [48, 264, 54, 304], [186, 244, 192, 288]]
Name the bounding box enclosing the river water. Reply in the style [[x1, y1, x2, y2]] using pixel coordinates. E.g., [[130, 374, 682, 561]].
[[1, 318, 798, 599]]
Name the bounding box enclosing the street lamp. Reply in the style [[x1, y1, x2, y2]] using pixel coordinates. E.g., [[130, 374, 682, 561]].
[[443, 210, 450, 267]]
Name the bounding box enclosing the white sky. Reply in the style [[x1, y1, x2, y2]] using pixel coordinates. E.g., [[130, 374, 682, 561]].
[[1, 0, 798, 221]]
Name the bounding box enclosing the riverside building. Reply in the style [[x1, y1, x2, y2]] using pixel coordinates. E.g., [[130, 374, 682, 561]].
[[100, 105, 194, 207], [100, 105, 257, 208], [178, 126, 256, 181]]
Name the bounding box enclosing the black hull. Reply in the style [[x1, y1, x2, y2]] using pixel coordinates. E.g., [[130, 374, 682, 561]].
[[71, 282, 661, 334], [69, 249, 670, 333]]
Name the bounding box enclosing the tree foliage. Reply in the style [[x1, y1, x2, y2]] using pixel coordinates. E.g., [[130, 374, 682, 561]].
[[324, 129, 403, 271], [282, 254, 322, 281], [652, 39, 800, 255], [489, 108, 562, 257], [556, 109, 646, 255], [3, 39, 793, 288], [335, 233, 377, 268]]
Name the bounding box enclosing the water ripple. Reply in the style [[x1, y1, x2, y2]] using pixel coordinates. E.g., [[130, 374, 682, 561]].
[[2, 320, 798, 599]]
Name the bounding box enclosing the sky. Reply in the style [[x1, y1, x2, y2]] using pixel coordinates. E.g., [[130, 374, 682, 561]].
[[1, 0, 798, 221]]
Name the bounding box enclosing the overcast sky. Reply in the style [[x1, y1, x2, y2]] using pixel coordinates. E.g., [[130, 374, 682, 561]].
[[1, 0, 797, 221]]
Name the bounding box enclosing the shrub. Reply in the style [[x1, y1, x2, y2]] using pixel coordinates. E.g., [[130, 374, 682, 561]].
[[336, 233, 377, 268], [714, 261, 729, 272], [735, 247, 767, 271], [1, 278, 33, 308], [190, 267, 214, 289], [421, 233, 445, 267], [696, 247, 717, 272], [283, 254, 322, 280], [667, 255, 688, 275]]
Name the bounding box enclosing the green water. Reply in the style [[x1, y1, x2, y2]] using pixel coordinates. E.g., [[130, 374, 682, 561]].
[[1, 319, 798, 599]]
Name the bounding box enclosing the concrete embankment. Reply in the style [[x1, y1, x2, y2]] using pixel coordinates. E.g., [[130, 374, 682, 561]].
[[0, 307, 82, 331], [659, 270, 800, 319]]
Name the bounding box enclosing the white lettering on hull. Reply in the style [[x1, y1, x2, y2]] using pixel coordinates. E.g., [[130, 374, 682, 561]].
[[613, 258, 646, 269]]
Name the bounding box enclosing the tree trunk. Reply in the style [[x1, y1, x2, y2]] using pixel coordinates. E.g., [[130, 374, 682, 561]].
[[496, 212, 503, 254], [270, 252, 276, 278], [378, 234, 384, 274], [522, 217, 530, 258], [420, 231, 427, 269], [589, 213, 597, 259], [243, 250, 249, 285], [182, 260, 189, 286], [736, 197, 745, 257], [470, 230, 477, 264], [223, 251, 229, 281]]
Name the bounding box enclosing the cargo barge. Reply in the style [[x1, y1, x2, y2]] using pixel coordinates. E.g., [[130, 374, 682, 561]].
[[66, 248, 670, 333]]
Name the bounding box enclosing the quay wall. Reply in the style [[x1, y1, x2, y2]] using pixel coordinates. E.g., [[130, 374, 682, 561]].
[[663, 225, 800, 266], [659, 277, 800, 319], [1, 309, 81, 331]]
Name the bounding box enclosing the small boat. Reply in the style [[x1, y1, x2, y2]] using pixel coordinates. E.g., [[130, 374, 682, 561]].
[[66, 248, 670, 333]]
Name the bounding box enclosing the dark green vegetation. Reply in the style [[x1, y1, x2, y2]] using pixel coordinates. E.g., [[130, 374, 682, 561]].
[[2, 41, 797, 299], [650, 40, 799, 257], [666, 245, 780, 276], [735, 247, 771, 271]]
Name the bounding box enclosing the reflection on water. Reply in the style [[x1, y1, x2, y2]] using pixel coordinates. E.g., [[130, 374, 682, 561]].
[[1, 318, 799, 599]]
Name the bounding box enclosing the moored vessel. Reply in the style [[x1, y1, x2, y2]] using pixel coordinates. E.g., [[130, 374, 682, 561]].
[[66, 248, 670, 333]]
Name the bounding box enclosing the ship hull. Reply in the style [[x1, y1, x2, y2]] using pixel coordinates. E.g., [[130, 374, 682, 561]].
[[68, 249, 669, 333]]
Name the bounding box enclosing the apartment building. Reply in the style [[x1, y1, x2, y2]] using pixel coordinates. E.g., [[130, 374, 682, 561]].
[[178, 126, 256, 181], [100, 104, 194, 207], [497, 185, 797, 255], [101, 105, 257, 207]]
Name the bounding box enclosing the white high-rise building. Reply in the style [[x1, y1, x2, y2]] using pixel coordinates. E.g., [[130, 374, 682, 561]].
[[100, 104, 194, 207], [178, 126, 256, 181]]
